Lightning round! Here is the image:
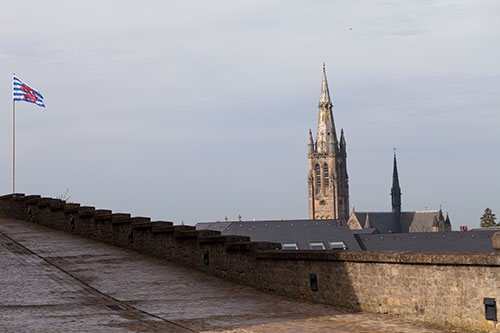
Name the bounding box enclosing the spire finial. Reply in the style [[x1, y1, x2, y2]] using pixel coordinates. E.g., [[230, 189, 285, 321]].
[[393, 147, 396, 156], [319, 64, 332, 106]]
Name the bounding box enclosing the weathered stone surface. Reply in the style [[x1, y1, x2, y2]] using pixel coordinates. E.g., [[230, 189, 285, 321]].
[[0, 218, 452, 333], [0, 193, 499, 332], [493, 232, 500, 251]]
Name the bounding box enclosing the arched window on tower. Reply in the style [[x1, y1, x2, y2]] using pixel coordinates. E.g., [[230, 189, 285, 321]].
[[315, 164, 321, 193], [323, 164, 329, 187]]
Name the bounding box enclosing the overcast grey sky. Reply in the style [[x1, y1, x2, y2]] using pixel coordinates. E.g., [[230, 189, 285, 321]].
[[1, 1, 499, 228]]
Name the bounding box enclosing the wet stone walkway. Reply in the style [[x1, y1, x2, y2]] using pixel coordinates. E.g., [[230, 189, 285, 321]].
[[0, 218, 457, 332]]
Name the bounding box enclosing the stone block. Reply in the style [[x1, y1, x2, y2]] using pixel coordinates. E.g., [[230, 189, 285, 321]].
[[493, 232, 500, 251]]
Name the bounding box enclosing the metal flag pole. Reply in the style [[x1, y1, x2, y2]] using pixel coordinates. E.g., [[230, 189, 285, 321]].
[[12, 73, 15, 194]]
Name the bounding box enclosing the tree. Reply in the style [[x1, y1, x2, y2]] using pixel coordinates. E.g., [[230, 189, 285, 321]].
[[480, 208, 497, 227]]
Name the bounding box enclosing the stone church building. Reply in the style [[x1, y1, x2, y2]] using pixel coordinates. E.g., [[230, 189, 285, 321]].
[[307, 65, 349, 220], [308, 65, 452, 233], [346, 153, 452, 233]]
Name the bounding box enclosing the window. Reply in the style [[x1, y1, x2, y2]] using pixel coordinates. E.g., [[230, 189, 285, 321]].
[[315, 164, 321, 189], [282, 243, 299, 250], [323, 164, 329, 187], [309, 242, 326, 250], [329, 241, 347, 250]]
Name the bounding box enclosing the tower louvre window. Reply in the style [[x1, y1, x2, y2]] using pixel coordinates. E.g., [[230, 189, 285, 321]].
[[315, 164, 321, 190], [323, 164, 329, 187]]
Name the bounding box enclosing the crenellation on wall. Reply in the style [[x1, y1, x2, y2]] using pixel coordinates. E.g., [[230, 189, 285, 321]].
[[63, 203, 80, 212], [111, 213, 131, 224], [37, 198, 56, 228], [78, 206, 95, 216], [108, 213, 131, 247], [49, 199, 65, 211], [50, 199, 67, 230], [131, 221, 153, 230], [76, 206, 96, 239], [94, 209, 112, 219], [94, 210, 114, 243], [174, 229, 200, 239], [1, 193, 499, 332], [129, 216, 150, 224]]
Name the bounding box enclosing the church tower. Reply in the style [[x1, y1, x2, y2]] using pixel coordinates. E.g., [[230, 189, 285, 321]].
[[308, 65, 349, 220]]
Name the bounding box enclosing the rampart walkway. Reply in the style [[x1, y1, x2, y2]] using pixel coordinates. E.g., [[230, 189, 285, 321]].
[[0, 218, 455, 332]]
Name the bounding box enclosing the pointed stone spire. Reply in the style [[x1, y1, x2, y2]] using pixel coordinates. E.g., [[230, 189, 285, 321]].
[[391, 149, 402, 217], [316, 64, 337, 153], [319, 63, 332, 108], [364, 213, 372, 229], [308, 129, 315, 154]]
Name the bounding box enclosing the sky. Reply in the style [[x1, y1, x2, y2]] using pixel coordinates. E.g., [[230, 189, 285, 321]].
[[0, 1, 499, 228]]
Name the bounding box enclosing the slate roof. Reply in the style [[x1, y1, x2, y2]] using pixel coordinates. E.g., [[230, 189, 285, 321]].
[[353, 210, 448, 233], [355, 230, 497, 252], [351, 228, 379, 235], [353, 212, 401, 233], [196, 222, 232, 233], [197, 220, 495, 252], [196, 219, 362, 250], [399, 211, 444, 232]]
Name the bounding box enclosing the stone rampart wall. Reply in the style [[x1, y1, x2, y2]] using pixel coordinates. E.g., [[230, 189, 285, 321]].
[[1, 193, 499, 332]]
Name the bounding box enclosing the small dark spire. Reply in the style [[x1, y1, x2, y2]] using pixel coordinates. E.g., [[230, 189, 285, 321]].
[[432, 216, 439, 227], [391, 150, 402, 217], [445, 212, 451, 228], [339, 129, 346, 152]]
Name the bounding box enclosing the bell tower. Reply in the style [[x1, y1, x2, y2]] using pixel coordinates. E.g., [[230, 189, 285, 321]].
[[308, 64, 349, 220]]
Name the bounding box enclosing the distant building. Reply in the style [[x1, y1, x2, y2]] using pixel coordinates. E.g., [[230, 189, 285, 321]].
[[347, 153, 452, 233], [307, 65, 349, 220]]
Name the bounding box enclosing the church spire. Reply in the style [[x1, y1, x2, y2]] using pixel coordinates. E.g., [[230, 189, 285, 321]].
[[307, 65, 349, 221], [319, 63, 332, 108], [315, 64, 337, 153], [391, 149, 402, 217]]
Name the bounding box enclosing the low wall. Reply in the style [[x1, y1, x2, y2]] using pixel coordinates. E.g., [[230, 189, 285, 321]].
[[1, 193, 499, 332]]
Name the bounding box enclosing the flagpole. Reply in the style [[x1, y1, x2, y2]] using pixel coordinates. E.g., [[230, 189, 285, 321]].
[[12, 73, 15, 194]]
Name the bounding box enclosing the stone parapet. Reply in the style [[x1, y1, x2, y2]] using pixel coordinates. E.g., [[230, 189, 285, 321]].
[[258, 250, 500, 266], [0, 193, 499, 332]]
